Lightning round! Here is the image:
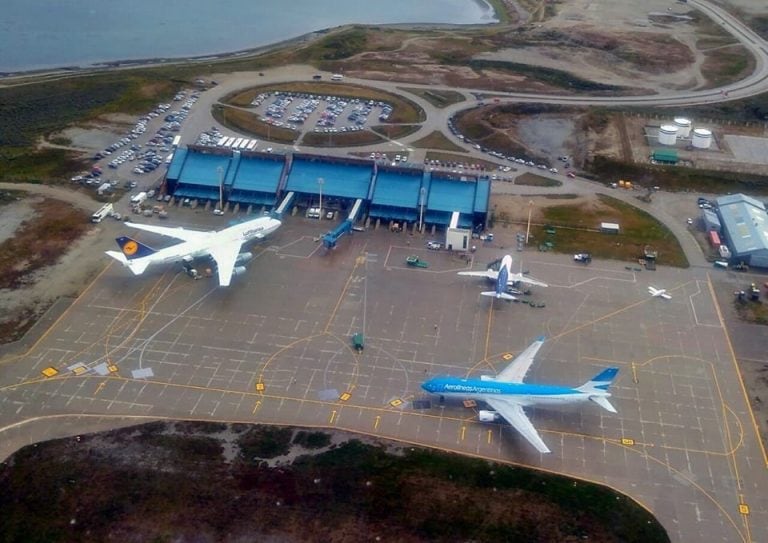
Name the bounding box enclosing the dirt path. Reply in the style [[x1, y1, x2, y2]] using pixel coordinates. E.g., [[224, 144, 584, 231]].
[[0, 182, 101, 212]]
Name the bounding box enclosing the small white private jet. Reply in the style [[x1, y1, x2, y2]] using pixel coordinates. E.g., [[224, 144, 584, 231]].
[[421, 337, 619, 454], [458, 254, 548, 300], [105, 215, 281, 286], [648, 286, 672, 300]]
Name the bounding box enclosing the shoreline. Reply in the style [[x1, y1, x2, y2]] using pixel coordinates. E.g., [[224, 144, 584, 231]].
[[0, 1, 502, 81]]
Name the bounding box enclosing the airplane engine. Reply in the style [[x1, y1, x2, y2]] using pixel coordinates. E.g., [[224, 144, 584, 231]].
[[478, 410, 499, 422], [235, 251, 253, 265], [232, 266, 247, 277]]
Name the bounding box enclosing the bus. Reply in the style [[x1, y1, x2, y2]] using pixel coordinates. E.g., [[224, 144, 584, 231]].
[[91, 203, 114, 223]]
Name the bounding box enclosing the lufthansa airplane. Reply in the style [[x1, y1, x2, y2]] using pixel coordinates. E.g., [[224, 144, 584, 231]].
[[105, 215, 281, 286], [458, 254, 548, 300], [421, 337, 619, 454]]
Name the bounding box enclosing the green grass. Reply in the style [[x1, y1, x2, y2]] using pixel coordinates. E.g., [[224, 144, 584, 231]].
[[515, 173, 561, 187], [700, 45, 753, 89], [293, 441, 670, 543], [294, 28, 369, 62], [410, 130, 467, 152], [586, 155, 768, 195], [301, 129, 385, 147], [237, 426, 293, 460], [516, 194, 688, 267], [398, 87, 466, 108], [0, 427, 669, 543], [0, 147, 86, 183], [467, 59, 625, 93], [292, 430, 332, 449], [136, 434, 224, 463], [0, 75, 179, 147], [369, 124, 420, 141], [734, 298, 768, 325]]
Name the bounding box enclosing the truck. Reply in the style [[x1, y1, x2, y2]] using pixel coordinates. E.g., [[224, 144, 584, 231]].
[[406, 256, 429, 268], [91, 203, 114, 223], [96, 182, 112, 195], [130, 191, 148, 205]]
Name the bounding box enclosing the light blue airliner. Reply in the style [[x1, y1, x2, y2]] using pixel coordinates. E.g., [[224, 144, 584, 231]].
[[421, 337, 619, 454]]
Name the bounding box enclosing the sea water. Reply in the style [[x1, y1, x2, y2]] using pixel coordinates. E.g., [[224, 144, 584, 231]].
[[1, 0, 497, 73]]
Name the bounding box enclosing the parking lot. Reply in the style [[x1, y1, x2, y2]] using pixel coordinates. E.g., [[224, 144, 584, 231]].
[[249, 91, 392, 135], [0, 211, 766, 542]]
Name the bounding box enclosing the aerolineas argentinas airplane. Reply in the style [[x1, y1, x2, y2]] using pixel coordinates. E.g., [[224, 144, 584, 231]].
[[648, 286, 672, 300], [458, 254, 548, 300], [105, 215, 281, 286], [421, 337, 619, 454]]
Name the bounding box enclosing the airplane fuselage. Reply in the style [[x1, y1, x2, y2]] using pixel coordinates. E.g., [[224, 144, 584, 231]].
[[423, 376, 600, 408], [139, 217, 280, 268]]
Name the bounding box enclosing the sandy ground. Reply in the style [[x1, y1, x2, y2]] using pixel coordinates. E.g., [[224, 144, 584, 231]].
[[0, 184, 121, 343]]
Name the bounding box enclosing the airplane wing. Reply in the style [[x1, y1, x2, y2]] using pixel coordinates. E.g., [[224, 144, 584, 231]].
[[484, 397, 551, 453], [495, 336, 546, 383], [458, 270, 497, 280], [660, 292, 672, 300], [508, 273, 548, 288], [208, 241, 242, 287], [125, 222, 208, 243]]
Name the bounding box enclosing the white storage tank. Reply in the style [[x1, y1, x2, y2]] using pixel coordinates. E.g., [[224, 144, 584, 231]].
[[692, 128, 713, 149], [658, 125, 678, 146], [674, 117, 692, 138]]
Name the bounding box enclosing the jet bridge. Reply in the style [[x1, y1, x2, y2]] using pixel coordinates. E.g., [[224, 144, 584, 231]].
[[275, 191, 295, 216], [322, 199, 363, 249]]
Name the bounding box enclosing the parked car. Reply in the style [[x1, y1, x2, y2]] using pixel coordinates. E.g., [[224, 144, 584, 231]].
[[426, 241, 442, 250]]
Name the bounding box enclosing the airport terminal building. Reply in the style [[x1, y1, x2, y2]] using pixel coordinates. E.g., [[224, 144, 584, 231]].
[[716, 193, 768, 268], [165, 146, 490, 231]]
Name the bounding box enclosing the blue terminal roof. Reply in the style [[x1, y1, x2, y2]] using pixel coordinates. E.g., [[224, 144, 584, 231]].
[[427, 176, 476, 214], [371, 170, 422, 208], [233, 155, 284, 193], [166, 147, 188, 180], [716, 193, 768, 254], [473, 178, 491, 213], [178, 151, 231, 187], [286, 159, 371, 199]]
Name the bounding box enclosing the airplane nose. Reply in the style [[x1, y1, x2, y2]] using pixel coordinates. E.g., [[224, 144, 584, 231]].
[[421, 381, 434, 393]]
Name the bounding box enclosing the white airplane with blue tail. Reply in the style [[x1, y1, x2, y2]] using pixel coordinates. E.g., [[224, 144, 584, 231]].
[[421, 337, 619, 454], [458, 254, 547, 300]]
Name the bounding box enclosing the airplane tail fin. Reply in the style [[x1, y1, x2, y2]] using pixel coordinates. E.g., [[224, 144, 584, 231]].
[[105, 250, 151, 275], [115, 236, 157, 260], [481, 291, 516, 301], [577, 367, 619, 413]]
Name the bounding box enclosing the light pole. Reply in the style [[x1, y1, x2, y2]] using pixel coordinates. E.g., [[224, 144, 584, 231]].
[[217, 165, 224, 212], [318, 177, 324, 219], [525, 200, 534, 244]]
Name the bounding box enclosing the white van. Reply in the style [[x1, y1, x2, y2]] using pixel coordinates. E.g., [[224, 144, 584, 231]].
[[130, 191, 148, 205], [330, 74, 343, 81]]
